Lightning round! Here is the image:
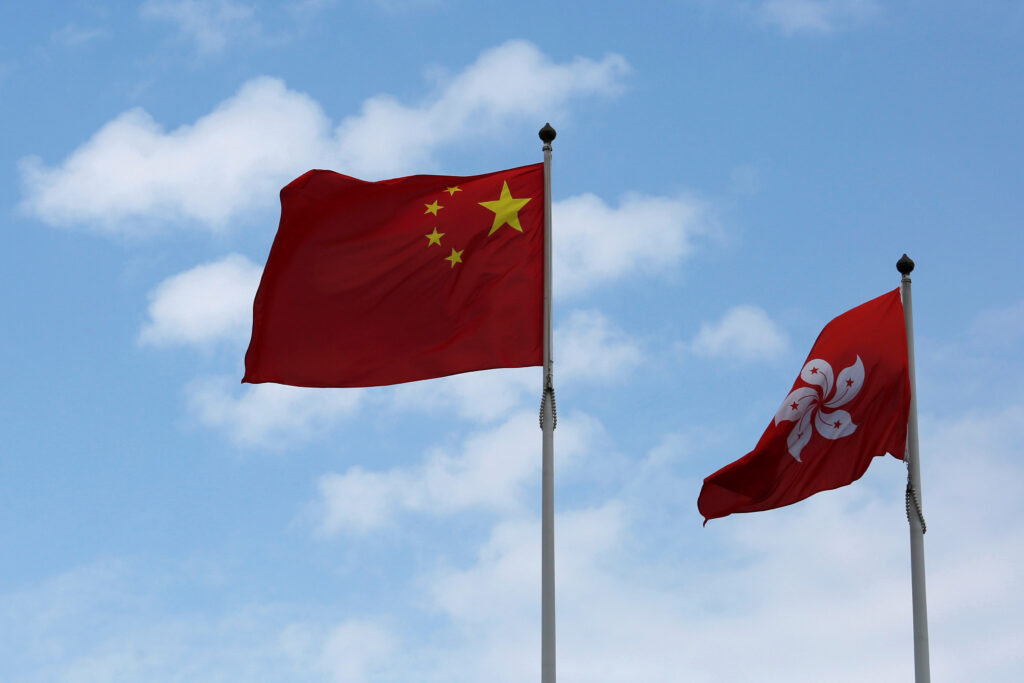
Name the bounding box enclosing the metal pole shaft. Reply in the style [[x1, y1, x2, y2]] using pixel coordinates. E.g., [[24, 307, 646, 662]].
[[898, 254, 930, 683], [539, 123, 556, 683]]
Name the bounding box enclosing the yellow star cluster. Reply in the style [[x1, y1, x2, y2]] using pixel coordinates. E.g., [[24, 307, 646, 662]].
[[422, 189, 463, 269], [419, 180, 532, 270]]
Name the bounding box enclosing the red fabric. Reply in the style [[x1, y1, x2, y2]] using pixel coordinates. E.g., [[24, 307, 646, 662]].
[[243, 163, 544, 388], [698, 289, 911, 523]]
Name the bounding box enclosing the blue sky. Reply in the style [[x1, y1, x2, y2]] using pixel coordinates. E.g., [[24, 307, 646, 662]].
[[2, 1, 1023, 680]]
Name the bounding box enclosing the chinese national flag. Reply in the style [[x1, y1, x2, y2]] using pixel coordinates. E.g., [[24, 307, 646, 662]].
[[243, 163, 544, 388], [698, 289, 911, 523]]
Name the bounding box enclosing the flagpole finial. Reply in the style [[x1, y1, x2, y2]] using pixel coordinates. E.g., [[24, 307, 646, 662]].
[[897, 253, 915, 276], [539, 123, 556, 144]]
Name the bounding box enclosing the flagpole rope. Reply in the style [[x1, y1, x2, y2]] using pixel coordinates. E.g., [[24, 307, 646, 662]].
[[906, 446, 926, 533], [903, 376, 926, 535], [905, 482, 927, 533], [539, 371, 557, 430]]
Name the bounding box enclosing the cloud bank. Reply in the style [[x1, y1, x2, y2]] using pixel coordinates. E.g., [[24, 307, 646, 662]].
[[21, 41, 629, 234], [314, 411, 602, 534]]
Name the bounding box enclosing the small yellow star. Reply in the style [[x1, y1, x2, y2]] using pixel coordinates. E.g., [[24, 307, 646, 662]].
[[445, 248, 463, 268], [445, 186, 462, 196], [424, 200, 443, 216], [425, 228, 444, 246], [479, 181, 532, 236]]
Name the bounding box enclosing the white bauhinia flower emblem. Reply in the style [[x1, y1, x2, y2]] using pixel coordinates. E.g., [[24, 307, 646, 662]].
[[773, 356, 865, 462]]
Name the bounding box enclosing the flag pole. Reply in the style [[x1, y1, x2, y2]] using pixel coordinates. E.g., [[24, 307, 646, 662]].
[[898, 253, 931, 683], [539, 122, 557, 683]]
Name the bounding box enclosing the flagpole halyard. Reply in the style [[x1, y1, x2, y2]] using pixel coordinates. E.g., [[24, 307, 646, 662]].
[[539, 122, 557, 683], [898, 253, 931, 683]]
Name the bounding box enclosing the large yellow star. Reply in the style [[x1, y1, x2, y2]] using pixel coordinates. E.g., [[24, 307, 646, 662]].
[[424, 200, 443, 216], [445, 248, 464, 268], [479, 181, 532, 236], [425, 228, 444, 246]]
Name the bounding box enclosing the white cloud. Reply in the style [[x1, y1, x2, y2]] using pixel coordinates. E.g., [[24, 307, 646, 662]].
[[187, 375, 363, 447], [141, 0, 260, 55], [333, 40, 628, 178], [20, 77, 331, 232], [759, 0, 879, 35], [689, 304, 788, 362], [314, 410, 602, 534], [409, 404, 1024, 682], [21, 42, 628, 235], [139, 253, 262, 347], [555, 309, 643, 382], [553, 191, 712, 297]]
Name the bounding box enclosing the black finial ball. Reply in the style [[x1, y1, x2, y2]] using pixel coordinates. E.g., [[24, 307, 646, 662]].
[[896, 253, 915, 275], [539, 123, 556, 143]]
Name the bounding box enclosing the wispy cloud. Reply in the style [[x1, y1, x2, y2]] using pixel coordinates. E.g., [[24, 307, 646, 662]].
[[141, 0, 260, 55], [186, 376, 364, 447], [968, 298, 1024, 349], [758, 0, 879, 36], [0, 559, 397, 682], [555, 309, 644, 381], [50, 23, 109, 48]]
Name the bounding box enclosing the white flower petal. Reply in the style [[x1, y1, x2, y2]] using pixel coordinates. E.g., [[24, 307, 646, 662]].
[[775, 386, 819, 425], [826, 356, 864, 408], [800, 358, 833, 400], [787, 408, 815, 461], [815, 409, 857, 439]]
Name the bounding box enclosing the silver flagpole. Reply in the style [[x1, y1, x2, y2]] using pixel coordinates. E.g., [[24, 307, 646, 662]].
[[539, 122, 557, 683], [898, 254, 931, 683]]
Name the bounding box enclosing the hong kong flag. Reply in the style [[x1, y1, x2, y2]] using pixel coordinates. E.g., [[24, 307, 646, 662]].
[[698, 289, 911, 523]]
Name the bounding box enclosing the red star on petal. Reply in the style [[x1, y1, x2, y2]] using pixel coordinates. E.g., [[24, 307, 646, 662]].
[[810, 367, 818, 374], [846, 378, 855, 387], [833, 420, 842, 428], [790, 402, 799, 410]]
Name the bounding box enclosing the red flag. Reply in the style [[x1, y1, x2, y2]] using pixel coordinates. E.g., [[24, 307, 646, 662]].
[[243, 163, 544, 388], [698, 289, 911, 523]]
